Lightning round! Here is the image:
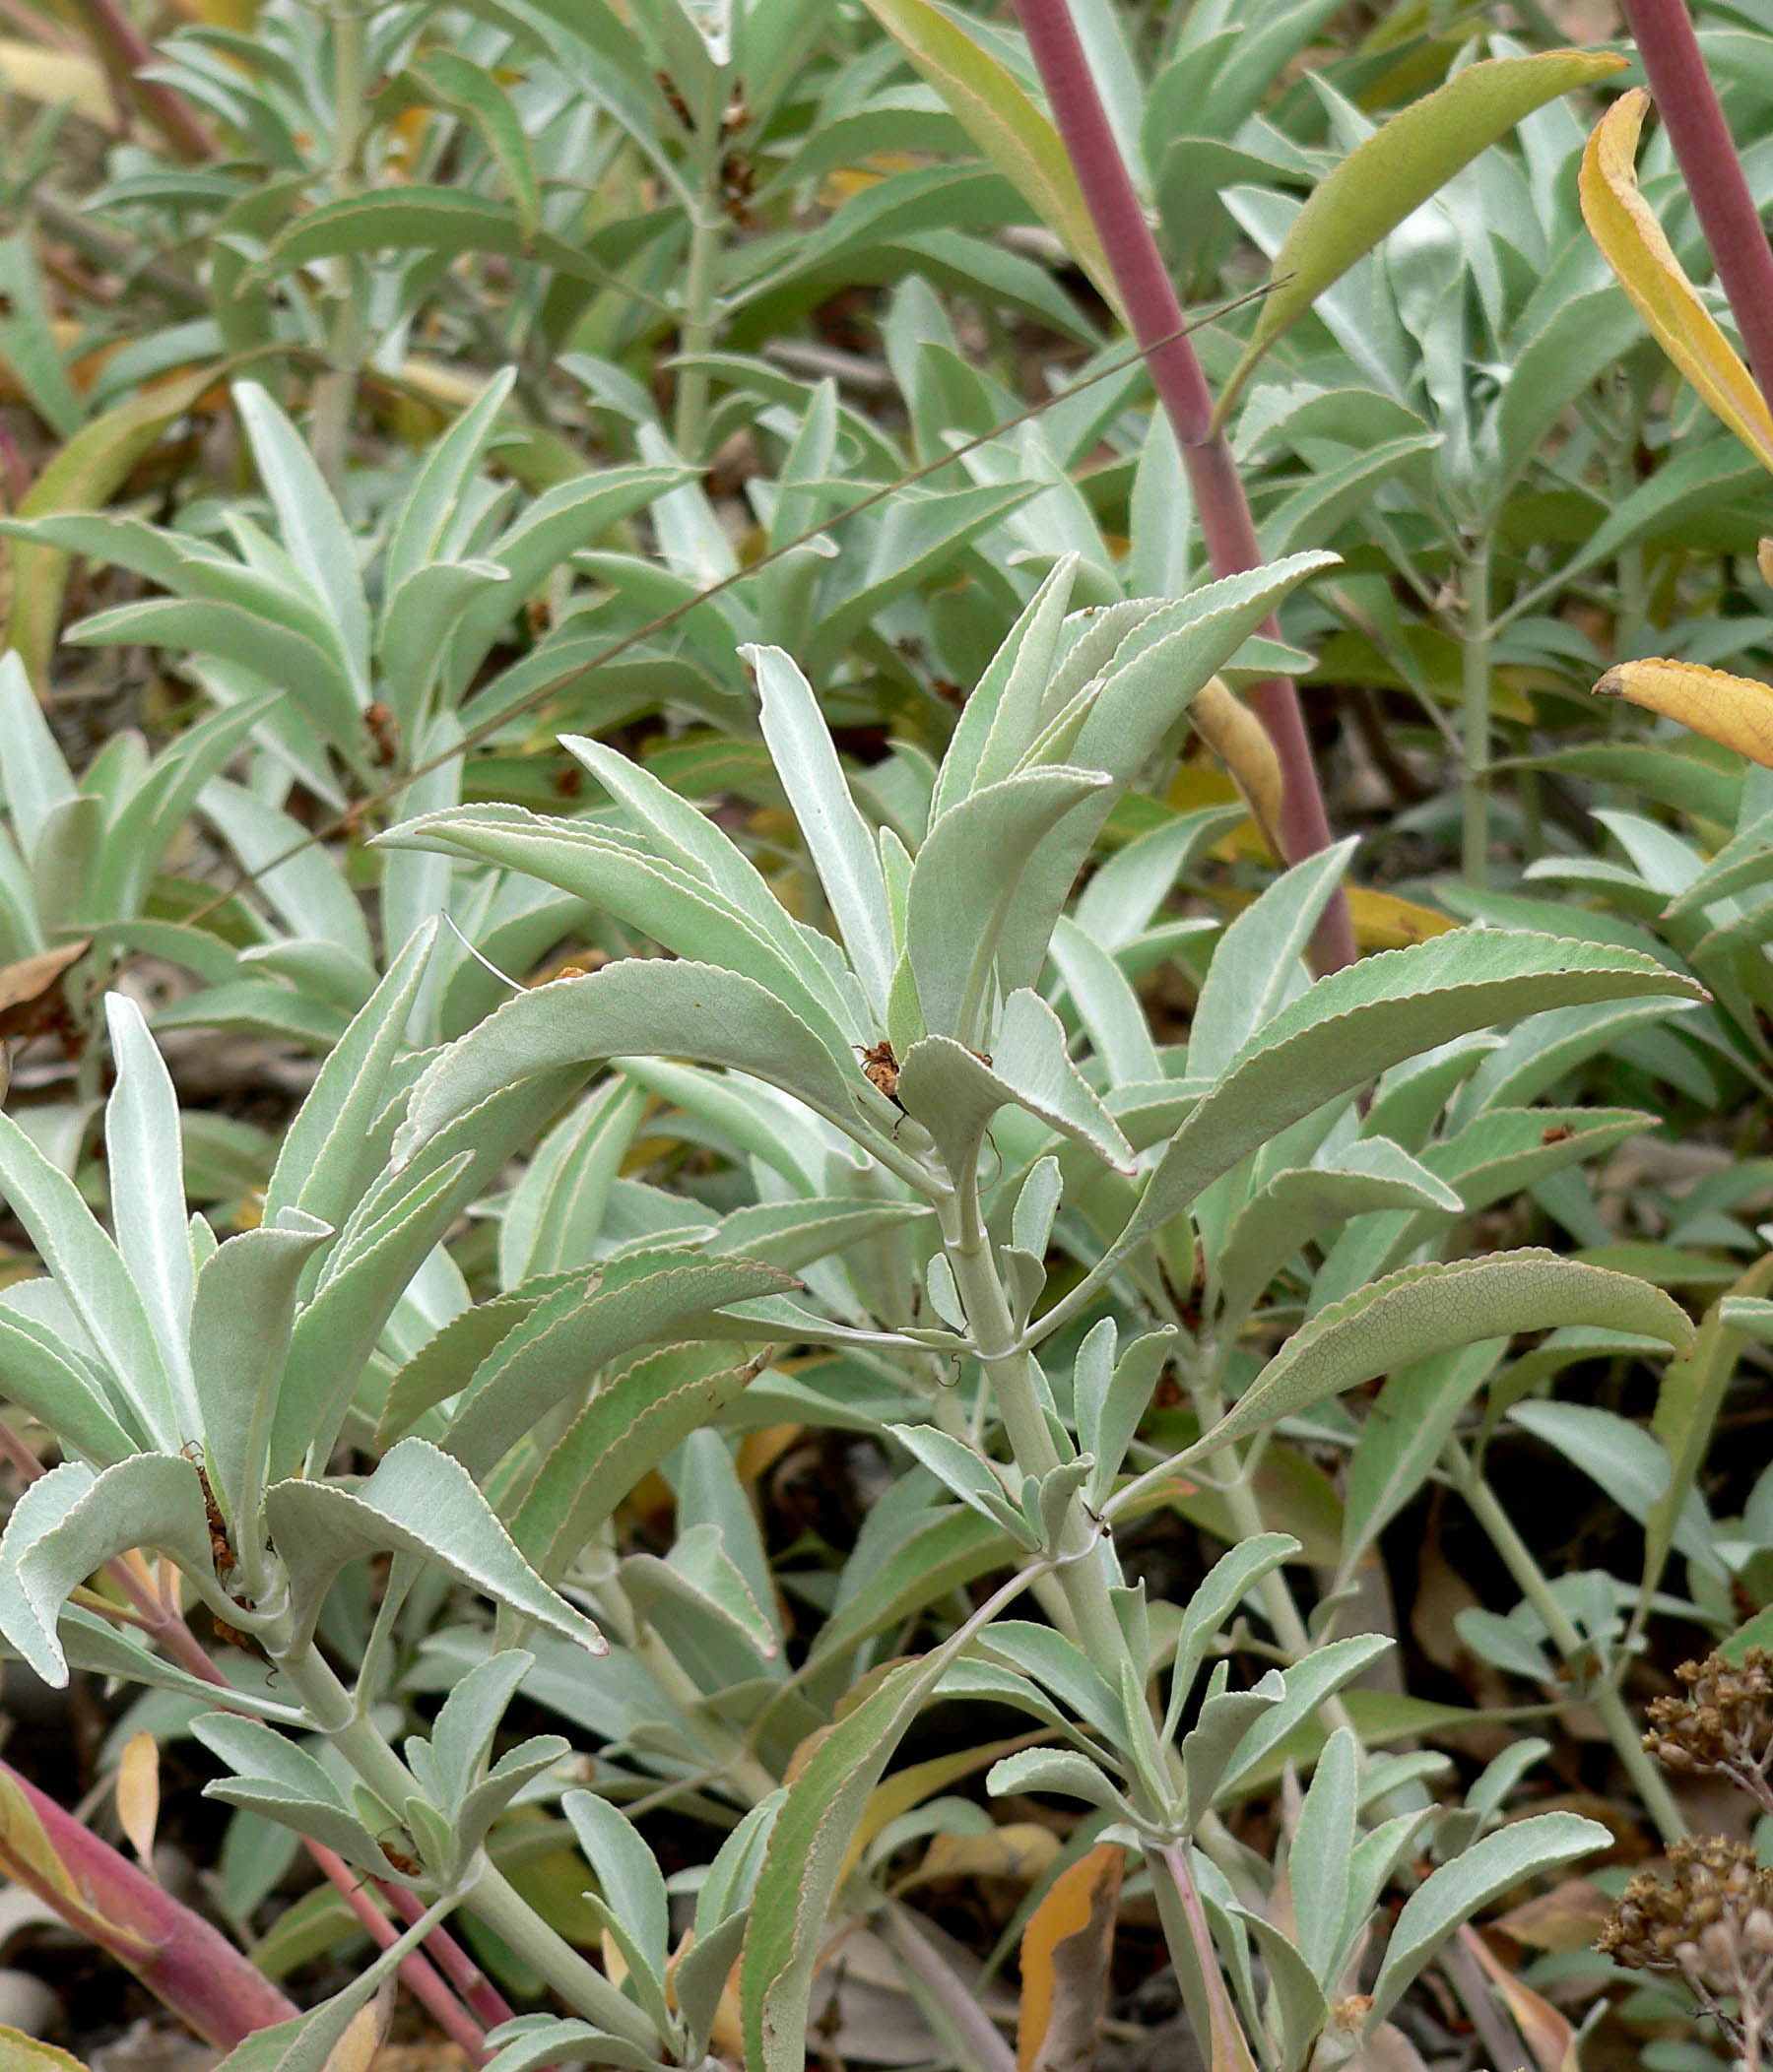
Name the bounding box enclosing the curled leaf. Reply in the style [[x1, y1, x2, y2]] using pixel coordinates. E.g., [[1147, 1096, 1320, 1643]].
[[1580, 89, 1773, 475], [1593, 657, 1773, 767], [1191, 677, 1284, 858]]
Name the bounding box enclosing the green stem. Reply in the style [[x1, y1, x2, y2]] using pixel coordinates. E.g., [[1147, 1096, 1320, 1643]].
[[1460, 532, 1494, 888], [271, 1641, 660, 2049], [312, 0, 369, 486], [1446, 1438, 1688, 1844], [672, 76, 726, 457]]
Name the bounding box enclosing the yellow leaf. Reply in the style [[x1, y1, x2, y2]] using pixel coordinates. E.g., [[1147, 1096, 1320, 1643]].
[[320, 1987, 390, 2072], [0, 2028, 93, 2072], [837, 1732, 1040, 1891], [0, 1773, 155, 1961], [1593, 655, 1773, 766], [1016, 1843, 1124, 2072], [1192, 677, 1284, 860], [0, 41, 112, 125], [1347, 886, 1456, 950], [114, 1731, 160, 1868], [855, 0, 1116, 310], [915, 1823, 1063, 1886], [1580, 90, 1773, 476]]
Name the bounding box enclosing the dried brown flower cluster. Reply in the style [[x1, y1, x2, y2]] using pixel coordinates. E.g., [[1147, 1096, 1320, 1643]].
[[1600, 1839, 1773, 2065], [1643, 1649, 1773, 1816]]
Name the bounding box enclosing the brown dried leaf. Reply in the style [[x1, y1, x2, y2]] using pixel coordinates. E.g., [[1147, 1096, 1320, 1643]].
[[1463, 1924, 1580, 2072], [916, 1823, 1063, 1887], [0, 941, 89, 1045], [1492, 1877, 1611, 1953]]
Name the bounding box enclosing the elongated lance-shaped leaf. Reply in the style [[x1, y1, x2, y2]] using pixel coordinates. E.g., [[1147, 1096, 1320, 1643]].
[[746, 644, 896, 1024], [930, 553, 1080, 818], [0, 1454, 215, 1685], [0, 650, 74, 865], [0, 1309, 142, 1465], [262, 918, 436, 1230], [232, 382, 371, 693], [374, 808, 861, 1058], [395, 959, 899, 1172], [1216, 48, 1627, 422], [1170, 1252, 1691, 1472], [384, 367, 517, 596], [510, 1344, 765, 1583], [442, 1252, 793, 1478], [1581, 89, 1773, 478], [742, 1567, 1034, 2072], [263, 1438, 605, 1657], [189, 1210, 333, 1574], [1090, 932, 1704, 1297], [272, 1151, 481, 1480], [906, 767, 1109, 1042], [1368, 1813, 1609, 2022], [0, 1110, 180, 1450], [102, 996, 198, 1435], [857, 0, 1114, 303]]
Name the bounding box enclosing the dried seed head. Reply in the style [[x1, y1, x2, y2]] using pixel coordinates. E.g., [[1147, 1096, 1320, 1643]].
[[1643, 1648, 1773, 1814], [1599, 1837, 1773, 1995]]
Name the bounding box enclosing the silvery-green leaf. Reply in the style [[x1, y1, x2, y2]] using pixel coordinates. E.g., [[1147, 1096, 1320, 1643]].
[[1215, 1637, 1395, 1804], [0, 649, 76, 858], [1079, 1327, 1175, 1508], [498, 1079, 645, 1287], [888, 1424, 1034, 1545], [563, 1789, 672, 2017], [897, 988, 1134, 1179], [0, 1110, 178, 1448], [1290, 1727, 1358, 1987], [384, 367, 517, 594], [673, 1908, 750, 2062], [624, 1520, 779, 1658], [190, 1208, 333, 1556], [907, 768, 1111, 1042], [397, 961, 892, 1171], [375, 809, 860, 1059], [1049, 917, 1160, 1084], [1096, 933, 1707, 1297], [746, 643, 895, 1021], [510, 1344, 760, 1582], [1187, 838, 1361, 1080], [931, 553, 1080, 816], [265, 1438, 605, 1655], [0, 1309, 141, 1465], [1177, 1252, 1691, 1470], [1215, 1136, 1461, 1324], [1182, 1675, 1282, 1817], [272, 1153, 477, 1479], [1164, 1535, 1301, 1739], [441, 1253, 793, 1477], [233, 381, 370, 688], [984, 1746, 1135, 1816], [0, 1455, 213, 1684], [420, 1650, 534, 1807], [1368, 1813, 1609, 2022]]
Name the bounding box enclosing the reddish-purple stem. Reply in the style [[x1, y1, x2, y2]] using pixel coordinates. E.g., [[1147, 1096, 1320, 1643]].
[[1617, 0, 1773, 413], [1012, 0, 1356, 974], [383, 1883, 518, 2032], [0, 1760, 298, 2046], [62, 0, 219, 162], [306, 1845, 491, 2066]]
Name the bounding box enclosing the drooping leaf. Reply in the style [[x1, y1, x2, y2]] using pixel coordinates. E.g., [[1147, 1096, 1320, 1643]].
[[1579, 88, 1773, 476], [1218, 49, 1626, 419]]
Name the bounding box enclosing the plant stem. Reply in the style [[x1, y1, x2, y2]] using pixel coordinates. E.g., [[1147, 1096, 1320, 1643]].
[[272, 1640, 659, 2051], [306, 1843, 490, 2065], [470, 1862, 661, 2052], [673, 71, 727, 456], [312, 0, 369, 487], [1617, 0, 1773, 412], [1012, 0, 1354, 976], [1150, 1842, 1262, 2072], [0, 1759, 298, 2046], [1445, 1438, 1689, 1844], [1460, 531, 1495, 887], [878, 1905, 1017, 2072]]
